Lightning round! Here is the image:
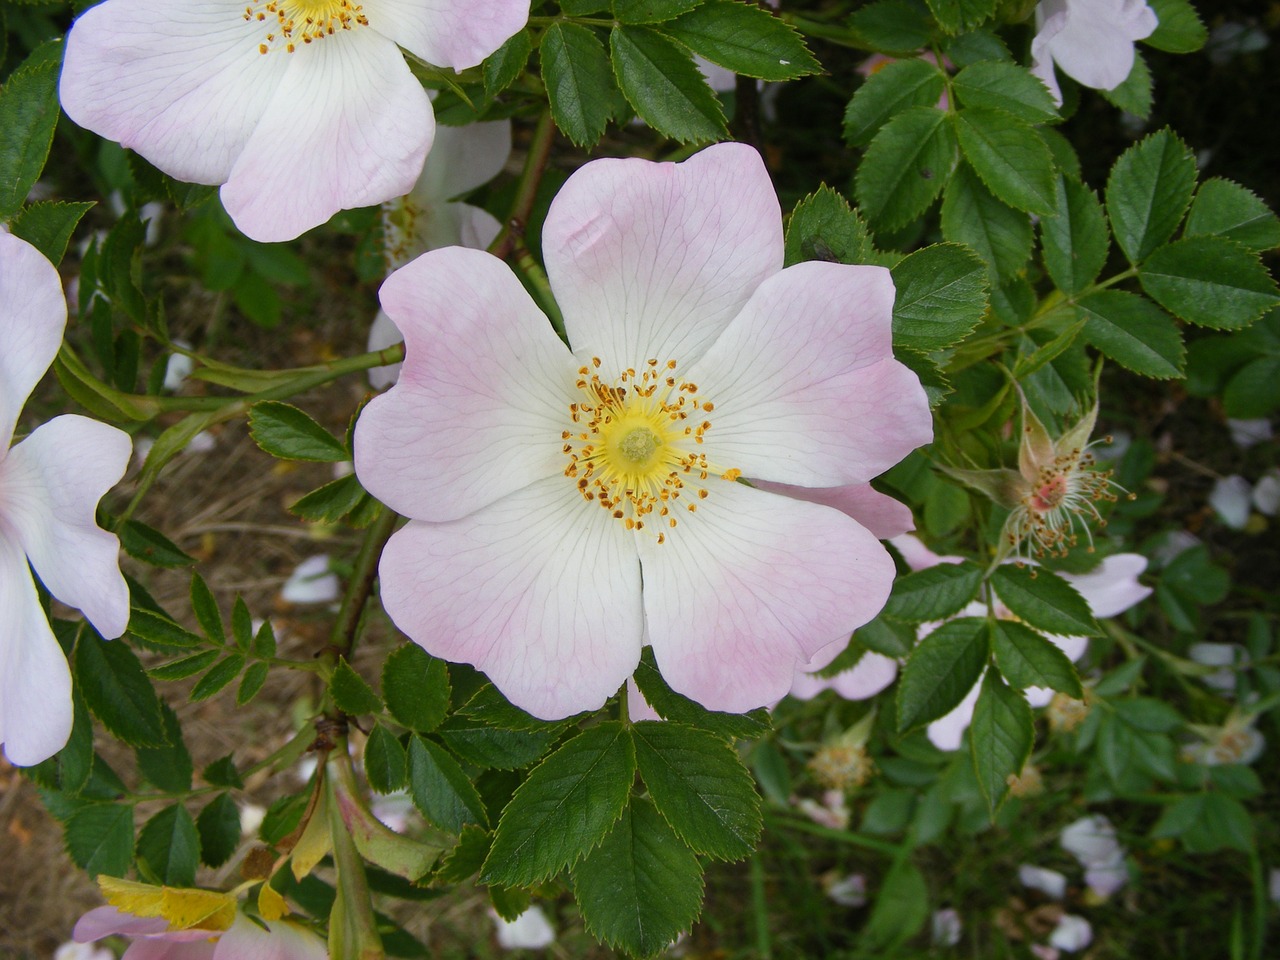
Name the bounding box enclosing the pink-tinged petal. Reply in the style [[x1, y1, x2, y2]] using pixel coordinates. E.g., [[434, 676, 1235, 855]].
[[366, 0, 528, 70], [413, 119, 512, 203], [625, 677, 662, 722], [791, 651, 898, 702], [213, 916, 327, 960], [74, 907, 172, 942], [221, 29, 432, 241], [926, 677, 981, 751], [0, 416, 131, 638], [1032, 0, 1157, 96], [688, 262, 931, 487], [751, 480, 915, 539], [424, 202, 504, 254], [640, 481, 895, 713], [377, 477, 642, 720], [0, 232, 66, 448], [60, 0, 284, 186], [544, 143, 783, 373], [124, 941, 217, 960], [0, 536, 72, 766], [889, 534, 964, 571], [353, 248, 576, 522], [1026, 685, 1055, 708], [1061, 553, 1152, 618]]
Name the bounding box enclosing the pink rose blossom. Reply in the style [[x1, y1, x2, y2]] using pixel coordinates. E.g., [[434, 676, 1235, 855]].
[[0, 232, 131, 767], [59, 0, 528, 242], [74, 906, 326, 960], [353, 143, 933, 719], [1030, 0, 1158, 106]]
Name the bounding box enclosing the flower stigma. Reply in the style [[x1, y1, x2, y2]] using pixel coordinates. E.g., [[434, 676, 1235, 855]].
[[244, 0, 369, 54], [563, 358, 740, 544], [1008, 434, 1122, 561]]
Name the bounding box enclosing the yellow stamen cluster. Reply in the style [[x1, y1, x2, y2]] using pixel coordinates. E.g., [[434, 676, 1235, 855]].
[[1008, 443, 1121, 560], [244, 0, 369, 54], [808, 743, 875, 792], [562, 357, 736, 544]]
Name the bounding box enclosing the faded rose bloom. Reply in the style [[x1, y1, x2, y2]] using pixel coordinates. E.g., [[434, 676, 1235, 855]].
[[0, 232, 131, 766], [60, 0, 528, 241], [353, 143, 932, 719]]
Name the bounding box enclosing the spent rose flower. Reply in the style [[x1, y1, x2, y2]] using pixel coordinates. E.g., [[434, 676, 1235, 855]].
[[370, 115, 514, 390], [0, 232, 131, 767], [59, 0, 528, 242], [74, 905, 326, 960], [1029, 0, 1158, 106], [353, 143, 933, 719]]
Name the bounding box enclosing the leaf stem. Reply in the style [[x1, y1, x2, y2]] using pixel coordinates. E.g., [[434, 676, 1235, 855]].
[[329, 505, 400, 661], [490, 109, 556, 263]]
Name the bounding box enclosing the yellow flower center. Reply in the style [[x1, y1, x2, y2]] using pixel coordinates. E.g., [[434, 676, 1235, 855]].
[[243, 0, 369, 55], [562, 358, 740, 544]]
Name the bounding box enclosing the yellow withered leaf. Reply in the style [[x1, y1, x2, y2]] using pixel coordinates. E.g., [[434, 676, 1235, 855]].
[[258, 881, 290, 922], [97, 876, 237, 933], [98, 876, 166, 918]]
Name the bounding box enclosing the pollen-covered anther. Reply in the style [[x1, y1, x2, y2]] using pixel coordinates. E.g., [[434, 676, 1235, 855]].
[[246, 0, 370, 54], [563, 358, 738, 542]]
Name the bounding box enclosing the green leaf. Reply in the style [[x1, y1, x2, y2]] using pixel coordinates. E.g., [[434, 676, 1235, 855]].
[[248, 401, 348, 462], [632, 649, 771, 740], [968, 671, 1033, 813], [382, 644, 450, 733], [1161, 793, 1254, 853], [882, 561, 984, 623], [926, 0, 998, 34], [290, 473, 370, 525], [189, 654, 246, 702], [849, 0, 932, 55], [1106, 128, 1197, 264], [890, 242, 988, 352], [190, 573, 224, 644], [940, 164, 1032, 281], [230, 597, 253, 652], [610, 25, 727, 143], [1140, 236, 1280, 330], [540, 22, 616, 147], [783, 185, 875, 268], [896, 617, 989, 731], [0, 39, 62, 220], [252, 619, 277, 659], [197, 793, 242, 869], [116, 520, 192, 570], [1041, 175, 1110, 295], [612, 0, 702, 22], [137, 804, 201, 887], [75, 632, 168, 747], [260, 793, 307, 844], [460, 683, 575, 733], [632, 721, 761, 861], [331, 659, 383, 716], [148, 649, 220, 682], [1077, 290, 1185, 379], [1145, 0, 1207, 53], [851, 615, 915, 660], [483, 29, 532, 96], [855, 106, 956, 230], [1224, 355, 1280, 419], [1184, 178, 1280, 252], [1099, 50, 1152, 118], [990, 620, 1082, 697], [236, 661, 269, 705], [8, 201, 95, 265], [861, 860, 928, 949], [435, 825, 492, 883], [952, 61, 1058, 123], [954, 108, 1056, 216], [572, 796, 704, 959], [128, 609, 203, 652], [664, 0, 820, 81], [481, 722, 635, 887], [408, 736, 489, 833], [65, 803, 135, 878], [844, 57, 945, 148], [365, 724, 408, 794], [135, 702, 194, 793], [435, 718, 557, 770], [202, 754, 245, 790], [990, 565, 1101, 636]]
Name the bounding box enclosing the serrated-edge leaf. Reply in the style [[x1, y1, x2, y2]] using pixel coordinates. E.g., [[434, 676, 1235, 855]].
[[969, 671, 1034, 813], [783, 184, 875, 267], [990, 619, 1083, 697], [0, 40, 63, 219], [632, 720, 761, 861], [190, 573, 224, 644], [66, 803, 135, 878], [331, 658, 383, 716], [1105, 128, 1197, 264], [952, 60, 1059, 123], [236, 661, 269, 705], [571, 796, 704, 958], [844, 57, 945, 148], [137, 805, 201, 887], [541, 22, 615, 147], [940, 163, 1033, 282], [483, 29, 532, 96], [896, 617, 989, 731], [135, 702, 193, 793], [8, 200, 96, 266], [148, 649, 221, 682], [991, 564, 1100, 636], [75, 631, 168, 747], [407, 736, 489, 834], [954, 107, 1056, 216], [890, 241, 989, 351], [1077, 289, 1185, 379], [1139, 235, 1280, 330], [129, 609, 204, 652], [664, 0, 820, 81], [189, 654, 246, 702], [364, 724, 408, 794], [610, 25, 727, 143], [882, 562, 984, 622], [855, 106, 955, 229], [1184, 177, 1280, 252], [196, 793, 242, 869], [247, 401, 348, 462], [1041, 174, 1109, 294], [382, 644, 450, 733], [480, 723, 635, 887], [289, 473, 368, 524]]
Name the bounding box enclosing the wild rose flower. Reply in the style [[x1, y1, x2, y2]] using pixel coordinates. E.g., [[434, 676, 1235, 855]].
[[353, 143, 933, 719], [492, 905, 557, 951], [59, 0, 528, 242], [1060, 814, 1128, 899], [370, 116, 514, 389], [74, 905, 326, 960], [1029, 0, 1158, 106], [0, 232, 131, 767]]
